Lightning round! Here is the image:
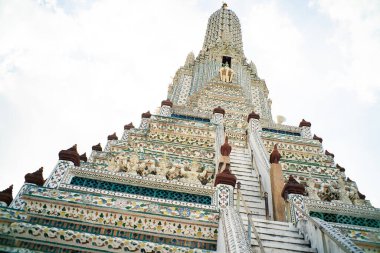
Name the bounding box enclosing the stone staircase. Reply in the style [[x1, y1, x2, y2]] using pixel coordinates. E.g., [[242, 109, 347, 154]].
[[230, 148, 317, 253]]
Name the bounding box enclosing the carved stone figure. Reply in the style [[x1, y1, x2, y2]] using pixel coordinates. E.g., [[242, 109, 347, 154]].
[[318, 181, 339, 201], [137, 159, 156, 176], [157, 156, 170, 178], [306, 179, 319, 200], [126, 153, 140, 175], [180, 160, 202, 183], [166, 163, 182, 180], [337, 177, 352, 204]]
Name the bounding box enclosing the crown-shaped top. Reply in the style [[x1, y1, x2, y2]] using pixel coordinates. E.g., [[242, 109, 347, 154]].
[[202, 4, 243, 54]]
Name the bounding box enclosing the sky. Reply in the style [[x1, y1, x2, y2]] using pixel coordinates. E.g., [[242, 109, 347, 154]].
[[0, 0, 379, 207]]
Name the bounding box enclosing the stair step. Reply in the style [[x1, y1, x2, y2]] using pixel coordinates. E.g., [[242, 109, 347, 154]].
[[253, 234, 309, 245], [241, 219, 298, 232], [234, 195, 263, 204], [255, 227, 304, 238], [252, 242, 317, 253]]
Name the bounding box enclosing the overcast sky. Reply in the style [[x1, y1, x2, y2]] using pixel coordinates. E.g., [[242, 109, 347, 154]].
[[0, 0, 379, 207]]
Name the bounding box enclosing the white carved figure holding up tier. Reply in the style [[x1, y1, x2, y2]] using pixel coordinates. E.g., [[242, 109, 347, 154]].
[[219, 63, 234, 82], [126, 152, 140, 175], [180, 160, 202, 184], [157, 154, 170, 178], [137, 159, 157, 176]]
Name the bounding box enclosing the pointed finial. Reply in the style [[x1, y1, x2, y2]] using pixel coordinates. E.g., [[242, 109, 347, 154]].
[[222, 2, 228, 9], [80, 153, 87, 162], [58, 145, 80, 166], [108, 132, 118, 141], [270, 144, 281, 164], [25, 167, 45, 186], [92, 143, 102, 151], [0, 185, 13, 206], [124, 122, 135, 130], [142, 111, 152, 119], [299, 119, 311, 127]]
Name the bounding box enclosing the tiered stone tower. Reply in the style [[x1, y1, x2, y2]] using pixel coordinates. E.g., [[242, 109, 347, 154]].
[[0, 4, 379, 253]]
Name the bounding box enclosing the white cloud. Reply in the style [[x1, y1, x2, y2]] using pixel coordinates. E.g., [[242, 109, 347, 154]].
[[311, 0, 380, 103]]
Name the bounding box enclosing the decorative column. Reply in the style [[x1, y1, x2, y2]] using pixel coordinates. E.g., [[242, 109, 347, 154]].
[[122, 123, 134, 141], [159, 99, 173, 117], [269, 144, 286, 221], [299, 119, 312, 139], [281, 175, 307, 223], [247, 111, 261, 132], [139, 111, 152, 129], [0, 185, 13, 207], [215, 137, 237, 209], [212, 106, 225, 164]]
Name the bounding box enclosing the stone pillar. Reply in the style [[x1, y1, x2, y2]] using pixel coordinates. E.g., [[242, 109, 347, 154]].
[[122, 122, 134, 141], [269, 144, 286, 221], [215, 184, 234, 208], [139, 111, 152, 129], [211, 106, 225, 125], [281, 175, 307, 223], [160, 99, 173, 117], [212, 106, 225, 165], [247, 111, 261, 132], [299, 119, 312, 139]]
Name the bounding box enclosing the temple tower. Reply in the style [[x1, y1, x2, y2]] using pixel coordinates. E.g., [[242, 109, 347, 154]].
[[0, 4, 378, 253]]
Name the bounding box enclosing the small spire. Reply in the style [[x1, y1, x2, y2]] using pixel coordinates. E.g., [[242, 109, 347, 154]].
[[325, 150, 335, 158], [222, 2, 228, 9], [213, 106, 225, 115], [0, 185, 13, 206], [313, 134, 323, 143], [124, 122, 135, 130], [58, 145, 80, 166], [270, 144, 281, 164], [80, 153, 87, 162], [141, 111, 152, 119], [25, 167, 45, 186], [92, 143, 102, 151], [247, 111, 260, 122], [108, 132, 118, 141], [161, 99, 173, 107], [299, 119, 311, 127]]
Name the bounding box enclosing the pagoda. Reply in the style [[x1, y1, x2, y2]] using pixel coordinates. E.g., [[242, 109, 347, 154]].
[[0, 4, 379, 253]]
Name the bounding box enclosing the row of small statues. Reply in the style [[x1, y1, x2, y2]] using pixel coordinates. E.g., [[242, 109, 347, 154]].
[[306, 177, 371, 206], [219, 63, 234, 82], [108, 153, 212, 185]]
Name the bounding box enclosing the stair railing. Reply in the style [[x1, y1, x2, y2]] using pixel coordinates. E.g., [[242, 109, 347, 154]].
[[251, 150, 270, 220], [247, 126, 273, 220], [237, 183, 265, 253], [286, 200, 364, 253]]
